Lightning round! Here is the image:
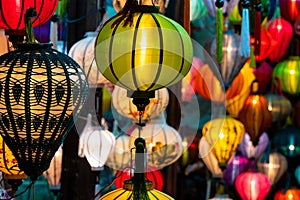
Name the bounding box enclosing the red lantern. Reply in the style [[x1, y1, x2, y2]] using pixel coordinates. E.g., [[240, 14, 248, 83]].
[[0, 0, 58, 30], [115, 167, 164, 191], [252, 28, 277, 62], [252, 61, 273, 93], [267, 18, 293, 62], [274, 188, 300, 200], [279, 0, 300, 23], [235, 171, 271, 200], [238, 81, 273, 145]]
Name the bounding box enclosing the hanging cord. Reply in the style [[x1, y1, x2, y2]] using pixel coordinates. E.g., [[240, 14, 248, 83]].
[[239, 0, 250, 57], [4, 181, 35, 200], [215, 0, 224, 63], [111, 0, 139, 28], [254, 0, 262, 56], [250, 45, 256, 68]]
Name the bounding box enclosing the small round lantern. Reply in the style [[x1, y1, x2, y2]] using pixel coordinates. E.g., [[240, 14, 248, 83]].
[[69, 32, 109, 87], [257, 152, 288, 185], [273, 56, 300, 96], [0, 0, 58, 30], [78, 114, 115, 169], [223, 155, 249, 186], [274, 188, 300, 200], [106, 133, 131, 171], [198, 136, 223, 177], [238, 82, 273, 145], [235, 171, 271, 200], [267, 18, 293, 62], [129, 123, 183, 169], [279, 0, 300, 22], [115, 166, 164, 191], [112, 86, 169, 123], [238, 132, 269, 159], [95, 5, 193, 91], [202, 117, 245, 169]]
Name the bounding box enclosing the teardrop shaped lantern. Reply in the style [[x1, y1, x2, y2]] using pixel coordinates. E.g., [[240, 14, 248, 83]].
[[78, 114, 115, 169], [129, 123, 183, 169], [198, 136, 223, 177], [238, 81, 273, 145], [69, 32, 109, 87], [235, 171, 271, 200], [209, 30, 248, 86], [202, 117, 245, 169], [273, 56, 300, 96], [115, 166, 164, 191], [274, 188, 300, 200], [112, 86, 169, 123], [279, 0, 300, 23], [257, 152, 288, 185], [95, 5, 193, 92], [223, 155, 249, 186], [238, 132, 269, 159], [0, 0, 58, 30]]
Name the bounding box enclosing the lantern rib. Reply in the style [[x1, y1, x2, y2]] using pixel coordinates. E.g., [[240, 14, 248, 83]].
[[16, 0, 26, 30]]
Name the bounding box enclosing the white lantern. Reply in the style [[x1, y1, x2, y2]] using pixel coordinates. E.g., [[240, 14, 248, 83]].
[[78, 114, 115, 169], [198, 137, 223, 177], [129, 123, 183, 169], [112, 86, 169, 123], [68, 32, 109, 87], [43, 145, 63, 190], [210, 194, 233, 200]]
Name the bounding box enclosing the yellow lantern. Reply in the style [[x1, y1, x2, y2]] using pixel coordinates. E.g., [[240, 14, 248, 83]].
[[202, 117, 245, 168], [112, 86, 169, 123], [95, 5, 193, 91], [99, 180, 174, 200]]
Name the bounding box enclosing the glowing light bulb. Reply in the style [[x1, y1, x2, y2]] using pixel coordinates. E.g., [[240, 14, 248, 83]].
[[288, 193, 293, 199], [289, 144, 295, 151], [252, 99, 257, 104], [290, 69, 295, 75], [277, 24, 282, 30], [219, 132, 224, 139]]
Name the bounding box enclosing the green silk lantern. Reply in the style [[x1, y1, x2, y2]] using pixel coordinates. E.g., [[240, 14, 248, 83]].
[[273, 56, 300, 96], [95, 5, 193, 91]]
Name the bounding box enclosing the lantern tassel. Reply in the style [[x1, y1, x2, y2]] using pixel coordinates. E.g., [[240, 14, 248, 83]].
[[250, 45, 256, 68], [25, 8, 37, 44], [216, 7, 223, 63], [254, 2, 262, 56], [133, 138, 150, 200], [239, 1, 250, 57]]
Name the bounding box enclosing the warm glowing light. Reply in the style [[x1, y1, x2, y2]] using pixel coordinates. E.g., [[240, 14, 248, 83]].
[[219, 132, 225, 139], [288, 193, 293, 199], [268, 105, 273, 111], [252, 99, 258, 104], [289, 145, 295, 151], [277, 24, 282, 30], [182, 141, 188, 147], [290, 69, 295, 75]]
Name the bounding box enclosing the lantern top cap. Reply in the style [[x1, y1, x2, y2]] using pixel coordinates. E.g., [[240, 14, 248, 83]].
[[15, 43, 53, 50], [126, 5, 159, 13], [123, 179, 153, 191]]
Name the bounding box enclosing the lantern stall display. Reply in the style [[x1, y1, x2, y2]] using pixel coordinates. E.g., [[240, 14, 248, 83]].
[[68, 32, 110, 88], [223, 155, 249, 186], [279, 0, 300, 23], [115, 166, 164, 191], [273, 56, 300, 96], [274, 188, 300, 200], [112, 86, 169, 124], [0, 0, 58, 30], [78, 114, 115, 170], [129, 123, 183, 170], [235, 171, 271, 200], [202, 117, 245, 169], [198, 137, 223, 177], [0, 10, 89, 179], [94, 4, 193, 92], [238, 81, 273, 145], [267, 17, 293, 63], [257, 152, 288, 185], [238, 132, 269, 159]]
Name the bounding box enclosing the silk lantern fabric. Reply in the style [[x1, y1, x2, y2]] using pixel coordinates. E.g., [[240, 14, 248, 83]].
[[279, 0, 300, 22], [253, 28, 277, 62], [235, 171, 271, 200], [223, 155, 249, 186], [0, 0, 58, 30], [95, 5, 193, 91], [274, 188, 300, 200], [252, 61, 273, 94]]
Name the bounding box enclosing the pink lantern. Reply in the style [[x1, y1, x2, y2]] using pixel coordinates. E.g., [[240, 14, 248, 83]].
[[223, 155, 249, 186], [235, 171, 271, 200], [238, 132, 269, 159], [252, 61, 273, 94], [267, 18, 293, 62]]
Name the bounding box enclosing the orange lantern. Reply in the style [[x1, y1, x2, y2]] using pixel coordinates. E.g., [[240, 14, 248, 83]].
[[274, 188, 300, 200]]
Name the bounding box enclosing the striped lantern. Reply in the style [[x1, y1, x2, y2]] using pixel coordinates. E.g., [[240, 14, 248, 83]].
[[257, 152, 288, 185], [112, 86, 169, 123], [0, 0, 58, 30], [69, 32, 109, 87], [198, 136, 223, 177], [223, 155, 249, 186], [129, 123, 183, 169], [238, 82, 273, 145], [273, 56, 300, 96], [279, 0, 300, 22], [274, 188, 300, 200], [95, 5, 193, 92], [202, 117, 245, 169]]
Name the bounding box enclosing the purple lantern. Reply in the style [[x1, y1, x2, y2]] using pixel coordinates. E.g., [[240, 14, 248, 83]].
[[238, 132, 269, 159], [223, 155, 249, 186], [33, 19, 51, 43]]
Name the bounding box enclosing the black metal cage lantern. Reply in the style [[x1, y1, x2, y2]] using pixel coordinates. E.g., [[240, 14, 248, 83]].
[[0, 43, 89, 179]]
